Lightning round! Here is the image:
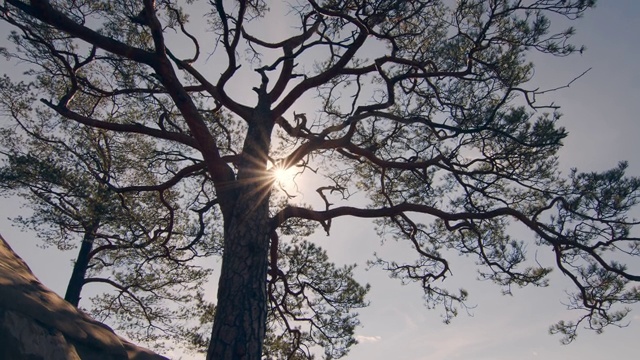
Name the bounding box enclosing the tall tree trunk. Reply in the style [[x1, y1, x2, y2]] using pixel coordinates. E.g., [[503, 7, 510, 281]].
[[207, 198, 271, 360], [207, 111, 274, 360], [64, 220, 100, 306]]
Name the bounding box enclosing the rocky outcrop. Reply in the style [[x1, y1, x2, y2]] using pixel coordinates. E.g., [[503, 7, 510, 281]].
[[0, 233, 168, 360]]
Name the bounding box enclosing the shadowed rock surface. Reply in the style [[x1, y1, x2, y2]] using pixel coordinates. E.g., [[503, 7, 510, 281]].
[[0, 233, 169, 360]]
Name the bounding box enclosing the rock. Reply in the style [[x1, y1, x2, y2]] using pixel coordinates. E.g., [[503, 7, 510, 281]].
[[0, 233, 169, 360]]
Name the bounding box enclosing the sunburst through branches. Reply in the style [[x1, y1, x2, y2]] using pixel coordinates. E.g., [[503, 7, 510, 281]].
[[271, 165, 297, 189]]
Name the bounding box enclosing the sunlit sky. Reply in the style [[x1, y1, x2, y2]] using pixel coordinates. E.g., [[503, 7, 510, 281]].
[[1, 1, 639, 359]]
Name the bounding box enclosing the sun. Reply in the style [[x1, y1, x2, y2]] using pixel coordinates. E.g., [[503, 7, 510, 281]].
[[272, 165, 296, 187]]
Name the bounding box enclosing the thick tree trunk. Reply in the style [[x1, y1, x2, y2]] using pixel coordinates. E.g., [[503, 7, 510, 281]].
[[207, 110, 274, 360], [207, 199, 271, 360], [64, 220, 100, 306]]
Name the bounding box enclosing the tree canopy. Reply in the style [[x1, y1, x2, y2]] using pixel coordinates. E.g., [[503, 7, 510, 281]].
[[1, 0, 639, 359], [0, 122, 216, 350]]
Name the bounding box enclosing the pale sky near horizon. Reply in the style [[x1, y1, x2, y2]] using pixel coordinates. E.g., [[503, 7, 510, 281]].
[[1, 1, 639, 359]]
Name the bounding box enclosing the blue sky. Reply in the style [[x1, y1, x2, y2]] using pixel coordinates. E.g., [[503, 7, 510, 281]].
[[1, 1, 639, 359], [341, 2, 640, 359]]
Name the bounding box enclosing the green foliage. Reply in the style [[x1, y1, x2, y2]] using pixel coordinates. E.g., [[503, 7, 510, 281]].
[[1, 0, 639, 358], [182, 239, 370, 359], [0, 99, 216, 351], [266, 240, 370, 359]]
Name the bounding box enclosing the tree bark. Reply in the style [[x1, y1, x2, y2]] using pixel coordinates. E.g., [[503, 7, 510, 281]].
[[207, 201, 271, 359], [207, 110, 274, 360], [64, 220, 100, 307]]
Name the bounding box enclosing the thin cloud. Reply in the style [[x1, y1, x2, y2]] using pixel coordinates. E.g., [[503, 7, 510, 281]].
[[356, 335, 382, 343]]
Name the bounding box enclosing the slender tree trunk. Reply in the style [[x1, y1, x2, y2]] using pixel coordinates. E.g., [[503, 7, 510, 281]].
[[207, 110, 274, 360], [64, 220, 100, 306]]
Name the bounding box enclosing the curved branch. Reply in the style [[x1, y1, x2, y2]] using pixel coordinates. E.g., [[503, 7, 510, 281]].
[[215, 0, 247, 99], [272, 1, 370, 117], [240, 16, 322, 102], [7, 0, 156, 65], [41, 100, 200, 150], [272, 203, 531, 229], [113, 162, 207, 193], [275, 200, 640, 284]]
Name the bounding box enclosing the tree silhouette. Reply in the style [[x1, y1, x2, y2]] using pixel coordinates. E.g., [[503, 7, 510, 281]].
[[1, 0, 639, 359], [0, 114, 216, 350]]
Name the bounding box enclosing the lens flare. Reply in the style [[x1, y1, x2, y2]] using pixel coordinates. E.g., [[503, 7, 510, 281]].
[[272, 166, 296, 187]]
